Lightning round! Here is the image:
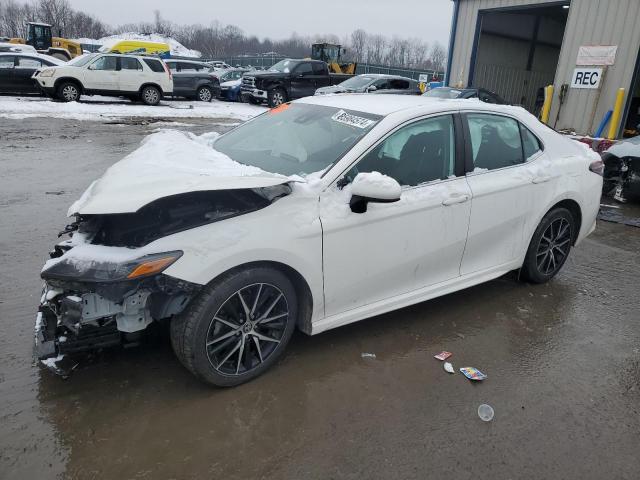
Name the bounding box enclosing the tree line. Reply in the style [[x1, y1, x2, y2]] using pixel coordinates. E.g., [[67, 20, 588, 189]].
[[0, 0, 447, 71]]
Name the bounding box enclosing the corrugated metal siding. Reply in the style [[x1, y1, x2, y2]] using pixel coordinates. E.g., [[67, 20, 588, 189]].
[[475, 63, 553, 110], [448, 0, 640, 136]]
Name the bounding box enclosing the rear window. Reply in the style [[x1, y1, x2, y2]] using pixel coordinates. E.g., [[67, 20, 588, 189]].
[[121, 57, 142, 71], [143, 58, 164, 73]]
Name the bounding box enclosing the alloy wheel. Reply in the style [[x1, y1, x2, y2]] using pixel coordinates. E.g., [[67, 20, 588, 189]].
[[144, 88, 159, 104], [62, 85, 78, 101], [205, 283, 289, 376], [272, 92, 284, 105], [198, 88, 212, 101], [536, 217, 571, 275]]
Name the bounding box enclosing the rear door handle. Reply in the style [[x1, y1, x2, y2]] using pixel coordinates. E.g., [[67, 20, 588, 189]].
[[532, 175, 551, 184], [442, 194, 470, 206]]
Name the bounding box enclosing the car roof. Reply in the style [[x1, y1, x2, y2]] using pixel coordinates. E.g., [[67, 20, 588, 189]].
[[296, 93, 521, 117], [0, 51, 65, 64], [357, 73, 414, 81]]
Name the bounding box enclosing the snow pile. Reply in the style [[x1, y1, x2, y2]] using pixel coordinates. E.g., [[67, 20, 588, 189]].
[[94, 33, 201, 58], [0, 96, 266, 121], [68, 129, 287, 215]]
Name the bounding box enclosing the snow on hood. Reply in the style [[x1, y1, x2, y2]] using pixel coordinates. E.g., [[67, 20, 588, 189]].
[[315, 85, 350, 95], [221, 79, 242, 88], [604, 135, 640, 158], [69, 130, 289, 216]]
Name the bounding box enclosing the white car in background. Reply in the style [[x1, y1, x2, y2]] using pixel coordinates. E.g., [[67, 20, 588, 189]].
[[33, 52, 173, 105], [36, 95, 603, 386]]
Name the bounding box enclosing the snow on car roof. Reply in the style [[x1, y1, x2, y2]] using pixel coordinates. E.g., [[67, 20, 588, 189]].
[[0, 51, 65, 65], [296, 93, 520, 117]]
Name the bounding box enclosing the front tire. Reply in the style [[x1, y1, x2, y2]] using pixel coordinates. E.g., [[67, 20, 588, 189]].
[[140, 85, 161, 106], [197, 85, 213, 102], [267, 88, 286, 107], [521, 208, 575, 283], [170, 266, 297, 387], [57, 82, 80, 102]]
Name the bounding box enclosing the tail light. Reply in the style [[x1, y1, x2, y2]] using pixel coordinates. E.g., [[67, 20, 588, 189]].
[[589, 159, 604, 176]]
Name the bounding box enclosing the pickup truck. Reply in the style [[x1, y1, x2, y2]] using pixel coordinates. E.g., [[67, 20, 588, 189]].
[[241, 59, 351, 107]]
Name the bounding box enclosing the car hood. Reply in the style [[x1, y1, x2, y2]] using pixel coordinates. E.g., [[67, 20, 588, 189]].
[[251, 71, 287, 79], [604, 135, 640, 158], [315, 85, 358, 94], [69, 130, 289, 216]]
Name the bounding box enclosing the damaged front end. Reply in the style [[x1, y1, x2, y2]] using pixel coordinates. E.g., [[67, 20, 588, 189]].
[[36, 185, 291, 375], [602, 138, 640, 203]]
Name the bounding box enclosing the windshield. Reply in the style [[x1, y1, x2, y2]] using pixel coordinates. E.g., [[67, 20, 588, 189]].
[[338, 76, 376, 90], [214, 103, 381, 176], [423, 88, 462, 99], [268, 60, 297, 73], [67, 53, 97, 67]]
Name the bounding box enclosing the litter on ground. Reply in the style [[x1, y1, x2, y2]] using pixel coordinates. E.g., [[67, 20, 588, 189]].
[[434, 351, 452, 361], [478, 404, 494, 421], [460, 367, 487, 381], [443, 362, 455, 374]]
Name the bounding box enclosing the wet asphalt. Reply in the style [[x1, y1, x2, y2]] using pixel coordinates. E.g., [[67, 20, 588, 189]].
[[1, 117, 639, 480]]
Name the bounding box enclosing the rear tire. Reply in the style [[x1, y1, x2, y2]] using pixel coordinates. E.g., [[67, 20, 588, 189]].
[[56, 81, 80, 102], [140, 85, 161, 106], [521, 208, 575, 283], [267, 88, 286, 107], [196, 85, 213, 102], [170, 266, 297, 387]]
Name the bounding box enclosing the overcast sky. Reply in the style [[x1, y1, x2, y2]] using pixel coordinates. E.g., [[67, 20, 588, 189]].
[[66, 0, 454, 44]]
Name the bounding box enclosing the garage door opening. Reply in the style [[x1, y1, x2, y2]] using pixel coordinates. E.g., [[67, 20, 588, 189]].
[[468, 2, 570, 113], [622, 47, 640, 137]]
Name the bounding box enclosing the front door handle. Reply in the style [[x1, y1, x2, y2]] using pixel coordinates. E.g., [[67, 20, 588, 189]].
[[442, 194, 470, 206], [532, 175, 551, 184]]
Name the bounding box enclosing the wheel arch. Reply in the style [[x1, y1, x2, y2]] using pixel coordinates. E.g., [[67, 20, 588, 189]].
[[54, 77, 84, 93], [139, 82, 163, 95], [202, 260, 314, 335], [544, 198, 582, 245]]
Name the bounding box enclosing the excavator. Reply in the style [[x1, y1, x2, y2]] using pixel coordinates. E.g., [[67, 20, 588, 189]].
[[311, 43, 356, 75], [6, 22, 82, 61]]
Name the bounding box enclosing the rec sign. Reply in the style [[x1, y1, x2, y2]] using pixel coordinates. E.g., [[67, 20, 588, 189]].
[[571, 68, 603, 89]]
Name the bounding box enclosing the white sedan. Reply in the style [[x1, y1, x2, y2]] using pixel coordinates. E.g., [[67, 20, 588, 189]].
[[37, 95, 603, 386]]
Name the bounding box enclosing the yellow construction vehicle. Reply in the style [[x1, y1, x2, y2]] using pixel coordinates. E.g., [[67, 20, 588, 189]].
[[311, 43, 356, 75], [8, 22, 82, 61]]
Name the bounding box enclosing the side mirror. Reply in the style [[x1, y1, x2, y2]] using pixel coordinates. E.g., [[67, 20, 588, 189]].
[[87, 64, 96, 70], [366, 85, 377, 92], [349, 172, 401, 213]]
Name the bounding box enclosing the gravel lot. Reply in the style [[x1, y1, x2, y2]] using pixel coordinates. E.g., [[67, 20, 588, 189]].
[[1, 116, 639, 480]]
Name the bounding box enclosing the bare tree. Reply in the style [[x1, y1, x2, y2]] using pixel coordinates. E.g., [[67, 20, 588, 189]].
[[429, 42, 447, 72], [350, 28, 367, 62]]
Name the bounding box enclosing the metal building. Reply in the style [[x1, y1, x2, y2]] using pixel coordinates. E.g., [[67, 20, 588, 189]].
[[445, 0, 640, 138]]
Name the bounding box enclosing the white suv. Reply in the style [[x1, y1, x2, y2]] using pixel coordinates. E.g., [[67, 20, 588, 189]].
[[33, 53, 173, 105]]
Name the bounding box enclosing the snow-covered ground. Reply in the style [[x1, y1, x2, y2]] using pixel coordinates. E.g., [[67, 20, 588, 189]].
[[74, 33, 201, 58], [0, 96, 266, 122]]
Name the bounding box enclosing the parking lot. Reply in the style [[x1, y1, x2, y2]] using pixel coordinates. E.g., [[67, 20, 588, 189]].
[[1, 115, 639, 479]]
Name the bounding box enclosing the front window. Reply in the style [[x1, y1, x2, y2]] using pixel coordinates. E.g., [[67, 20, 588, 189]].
[[268, 60, 297, 73], [214, 103, 381, 177], [90, 55, 117, 71], [345, 115, 456, 186]]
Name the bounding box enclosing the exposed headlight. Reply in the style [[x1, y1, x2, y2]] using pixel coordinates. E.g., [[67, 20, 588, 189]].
[[39, 69, 55, 77], [41, 251, 183, 283]]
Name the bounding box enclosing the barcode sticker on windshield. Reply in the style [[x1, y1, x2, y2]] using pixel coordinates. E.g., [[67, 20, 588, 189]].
[[331, 110, 374, 129]]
